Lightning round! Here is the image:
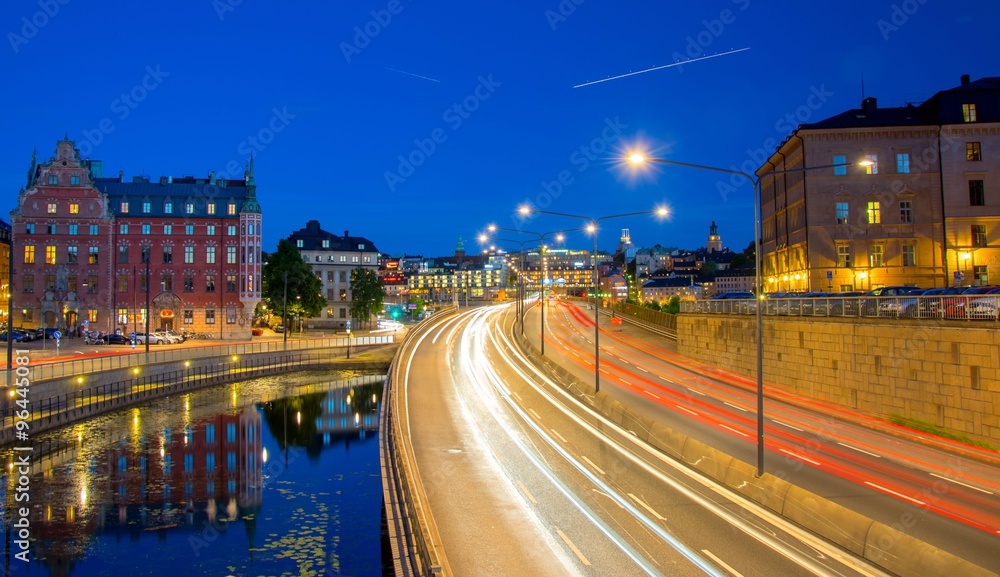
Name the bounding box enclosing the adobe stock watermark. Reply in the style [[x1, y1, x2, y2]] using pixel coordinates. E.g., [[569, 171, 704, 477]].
[[544, 0, 586, 31], [76, 65, 170, 158], [715, 83, 834, 201], [877, 0, 929, 41], [670, 0, 750, 71], [213, 0, 246, 21], [384, 74, 502, 192], [340, 0, 407, 63], [7, 0, 70, 54], [512, 116, 628, 228]]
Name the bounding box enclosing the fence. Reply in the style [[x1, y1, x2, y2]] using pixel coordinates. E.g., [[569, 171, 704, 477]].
[[682, 294, 1000, 321]]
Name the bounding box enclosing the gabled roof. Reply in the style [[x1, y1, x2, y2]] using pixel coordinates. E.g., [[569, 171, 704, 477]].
[[288, 220, 379, 253]]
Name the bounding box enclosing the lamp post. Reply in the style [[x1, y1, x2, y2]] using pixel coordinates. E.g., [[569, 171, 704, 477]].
[[517, 207, 667, 393], [144, 255, 150, 357], [627, 152, 868, 476], [282, 271, 288, 347]]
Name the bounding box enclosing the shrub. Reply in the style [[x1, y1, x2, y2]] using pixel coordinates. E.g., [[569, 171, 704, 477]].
[[251, 328, 264, 336]]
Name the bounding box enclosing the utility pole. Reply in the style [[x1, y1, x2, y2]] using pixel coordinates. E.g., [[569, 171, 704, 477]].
[[282, 271, 288, 347]]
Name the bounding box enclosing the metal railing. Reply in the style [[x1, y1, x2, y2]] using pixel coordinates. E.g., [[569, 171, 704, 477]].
[[682, 295, 1000, 321]]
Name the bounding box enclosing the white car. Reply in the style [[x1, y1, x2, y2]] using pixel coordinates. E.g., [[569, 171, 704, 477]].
[[135, 332, 168, 345]]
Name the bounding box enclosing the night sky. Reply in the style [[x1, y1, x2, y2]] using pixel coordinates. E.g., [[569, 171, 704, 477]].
[[3, 1, 998, 258]]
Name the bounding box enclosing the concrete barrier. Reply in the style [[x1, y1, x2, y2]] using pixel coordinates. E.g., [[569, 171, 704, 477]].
[[679, 436, 734, 483], [781, 485, 872, 556], [864, 521, 994, 577]]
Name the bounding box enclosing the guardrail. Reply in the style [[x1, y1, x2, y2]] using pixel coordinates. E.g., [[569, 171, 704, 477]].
[[682, 295, 1000, 321]]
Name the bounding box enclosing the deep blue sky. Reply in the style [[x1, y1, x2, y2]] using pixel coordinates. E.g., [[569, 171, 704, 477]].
[[3, 1, 997, 257]]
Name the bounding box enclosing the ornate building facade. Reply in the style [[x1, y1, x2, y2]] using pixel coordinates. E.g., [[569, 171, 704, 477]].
[[9, 138, 262, 338]]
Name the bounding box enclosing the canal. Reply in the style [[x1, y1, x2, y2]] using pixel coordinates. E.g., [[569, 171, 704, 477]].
[[0, 369, 390, 577]]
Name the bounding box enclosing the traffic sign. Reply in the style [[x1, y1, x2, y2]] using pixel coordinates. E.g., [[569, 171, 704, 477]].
[[53, 330, 62, 340]]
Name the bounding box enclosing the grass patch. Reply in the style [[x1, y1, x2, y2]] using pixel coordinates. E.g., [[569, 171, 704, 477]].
[[888, 414, 997, 452]]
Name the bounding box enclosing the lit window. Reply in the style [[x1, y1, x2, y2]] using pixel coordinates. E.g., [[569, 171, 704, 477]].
[[117, 308, 128, 324], [207, 225, 216, 236], [67, 246, 78, 264], [142, 224, 151, 235], [227, 246, 237, 264], [866, 201, 881, 224], [88, 246, 99, 264], [902, 245, 915, 267], [69, 203, 79, 214], [164, 202, 173, 214], [184, 309, 194, 324], [45, 245, 56, 265], [184, 246, 194, 263], [47, 203, 57, 214], [227, 203, 237, 215], [68, 224, 78, 235], [206, 274, 216, 292], [963, 103, 977, 123], [23, 246, 35, 264], [973, 265, 988, 285], [142, 202, 151, 213], [227, 225, 236, 236], [164, 224, 172, 235], [25, 224, 34, 234], [185, 224, 194, 235], [206, 203, 216, 215], [185, 203, 194, 214], [296, 239, 303, 248], [967, 142, 982, 161], [895, 153, 910, 174], [969, 180, 985, 206], [121, 201, 129, 213], [869, 244, 884, 268], [352, 256, 359, 263], [972, 225, 987, 247], [864, 154, 878, 175], [206, 309, 216, 324], [899, 201, 913, 224], [227, 274, 237, 292], [88, 309, 98, 323], [322, 239, 330, 248], [340, 255, 346, 262], [120, 224, 129, 235], [89, 225, 99, 235], [206, 246, 216, 264]]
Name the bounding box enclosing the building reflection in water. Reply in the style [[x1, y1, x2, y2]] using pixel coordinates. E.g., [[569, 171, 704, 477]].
[[0, 373, 384, 577]]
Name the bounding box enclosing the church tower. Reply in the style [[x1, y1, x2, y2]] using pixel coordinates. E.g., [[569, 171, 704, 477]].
[[707, 221, 722, 253], [454, 234, 466, 263]]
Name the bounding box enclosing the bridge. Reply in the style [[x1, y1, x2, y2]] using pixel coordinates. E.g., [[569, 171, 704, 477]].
[[381, 300, 1000, 577]]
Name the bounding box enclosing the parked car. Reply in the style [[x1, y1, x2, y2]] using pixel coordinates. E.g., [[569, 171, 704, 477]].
[[164, 330, 186, 343], [0, 331, 26, 342], [274, 324, 285, 333], [828, 291, 865, 316], [134, 332, 167, 345], [861, 286, 922, 317], [152, 330, 181, 344], [951, 286, 1000, 319], [876, 287, 925, 318], [966, 294, 1000, 320], [101, 333, 131, 345]]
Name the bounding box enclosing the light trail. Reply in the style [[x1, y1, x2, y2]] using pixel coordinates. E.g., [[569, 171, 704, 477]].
[[572, 48, 750, 88]]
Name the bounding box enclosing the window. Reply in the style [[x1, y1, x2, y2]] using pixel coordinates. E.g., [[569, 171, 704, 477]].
[[185, 224, 194, 235], [963, 103, 977, 123], [120, 201, 129, 213], [118, 246, 128, 263], [118, 275, 128, 292], [162, 246, 172, 263], [896, 153, 910, 174], [70, 175, 81, 186], [967, 142, 982, 161], [227, 246, 237, 264], [88, 309, 98, 323], [899, 201, 913, 223], [972, 225, 987, 247], [68, 275, 77, 292], [46, 224, 56, 235], [364, 256, 371, 263], [89, 224, 99, 235], [226, 274, 237, 292], [22, 274, 33, 293], [902, 245, 915, 267], [45, 245, 56, 265], [207, 225, 216, 236], [47, 175, 57, 185], [205, 274, 216, 292], [47, 203, 57, 213], [141, 246, 150, 264], [339, 270, 347, 282], [142, 201, 151, 213], [227, 202, 237, 215], [358, 243, 365, 250], [67, 246, 78, 264], [117, 308, 128, 324], [89, 246, 99, 264], [837, 245, 851, 268], [141, 224, 150, 235], [25, 224, 34, 235], [866, 201, 881, 224], [340, 289, 347, 301], [206, 309, 216, 324], [326, 271, 336, 282], [227, 225, 236, 236], [23, 246, 34, 264], [183, 275, 194, 292], [206, 453, 216, 470], [185, 202, 194, 214], [87, 275, 98, 293], [69, 203, 79, 213], [296, 239, 303, 248], [207, 203, 216, 215], [870, 244, 884, 268], [864, 154, 878, 174], [339, 308, 347, 318], [226, 307, 237, 324], [68, 224, 78, 235], [340, 255, 347, 263], [206, 246, 216, 264], [164, 201, 173, 214], [322, 239, 330, 248], [161, 274, 173, 292], [184, 246, 194, 264], [249, 224, 254, 235], [184, 309, 193, 324], [352, 256, 359, 263], [969, 180, 985, 206], [973, 265, 988, 285], [120, 224, 129, 235]]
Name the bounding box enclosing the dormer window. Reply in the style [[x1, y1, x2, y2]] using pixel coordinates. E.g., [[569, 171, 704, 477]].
[[227, 203, 237, 215], [142, 201, 151, 213], [120, 201, 129, 213], [963, 103, 977, 123], [322, 240, 330, 248], [358, 243, 365, 250], [207, 203, 216, 215], [70, 175, 81, 185], [185, 202, 194, 214], [296, 240, 303, 248], [164, 201, 173, 214], [48, 175, 58, 185]]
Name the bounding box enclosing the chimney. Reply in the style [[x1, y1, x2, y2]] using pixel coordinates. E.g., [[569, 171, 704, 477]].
[[160, 176, 168, 185], [344, 230, 349, 238], [306, 220, 320, 232], [861, 97, 878, 115], [209, 170, 216, 185], [961, 74, 971, 86]]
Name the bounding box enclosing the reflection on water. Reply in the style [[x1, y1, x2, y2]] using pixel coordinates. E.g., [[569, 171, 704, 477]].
[[0, 370, 387, 577]]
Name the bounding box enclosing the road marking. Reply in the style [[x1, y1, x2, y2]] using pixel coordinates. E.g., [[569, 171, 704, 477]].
[[583, 360, 593, 365], [772, 419, 804, 432], [675, 405, 698, 416], [620, 379, 632, 387], [582, 455, 606, 475], [550, 428, 568, 443], [780, 449, 820, 466], [511, 391, 522, 402], [527, 408, 541, 420], [658, 375, 671, 382], [571, 351, 580, 357], [619, 358, 631, 365], [642, 390, 661, 400], [864, 481, 926, 506], [720, 424, 749, 438], [516, 480, 538, 504], [556, 528, 591, 566], [687, 388, 706, 396], [636, 366, 650, 373], [724, 401, 748, 412], [701, 549, 745, 577], [628, 493, 665, 520], [837, 442, 881, 458], [930, 473, 994, 495], [599, 368, 610, 375]]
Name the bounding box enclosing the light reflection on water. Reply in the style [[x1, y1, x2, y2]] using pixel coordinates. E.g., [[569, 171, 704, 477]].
[[0, 370, 388, 577]]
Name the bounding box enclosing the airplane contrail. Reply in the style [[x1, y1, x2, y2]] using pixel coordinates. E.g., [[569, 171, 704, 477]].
[[573, 47, 750, 89], [385, 67, 441, 83]]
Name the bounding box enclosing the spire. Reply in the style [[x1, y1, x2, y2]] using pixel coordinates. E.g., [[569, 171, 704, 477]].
[[240, 153, 261, 214], [26, 147, 38, 188]]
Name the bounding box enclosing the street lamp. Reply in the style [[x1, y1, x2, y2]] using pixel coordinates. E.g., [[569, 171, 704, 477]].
[[282, 271, 288, 346], [478, 235, 538, 336], [627, 151, 869, 476], [517, 206, 667, 394]]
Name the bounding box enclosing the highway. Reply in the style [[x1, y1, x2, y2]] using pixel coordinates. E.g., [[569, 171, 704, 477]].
[[520, 296, 1000, 572], [399, 304, 897, 576]]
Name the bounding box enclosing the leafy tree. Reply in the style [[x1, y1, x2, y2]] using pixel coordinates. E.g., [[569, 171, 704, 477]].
[[643, 300, 661, 311], [261, 239, 324, 323], [701, 260, 718, 276], [664, 296, 681, 315], [349, 266, 385, 329]]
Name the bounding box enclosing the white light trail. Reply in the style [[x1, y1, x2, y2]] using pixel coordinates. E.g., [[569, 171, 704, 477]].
[[573, 48, 750, 88]]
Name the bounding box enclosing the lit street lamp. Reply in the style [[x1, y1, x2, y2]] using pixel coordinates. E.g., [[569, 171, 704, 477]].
[[628, 151, 870, 476], [517, 206, 667, 394]]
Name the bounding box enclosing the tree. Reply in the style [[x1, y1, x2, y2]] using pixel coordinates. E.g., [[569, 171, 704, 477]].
[[408, 297, 426, 317], [664, 296, 681, 315], [349, 266, 385, 329], [701, 260, 718, 276], [261, 239, 324, 322]]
